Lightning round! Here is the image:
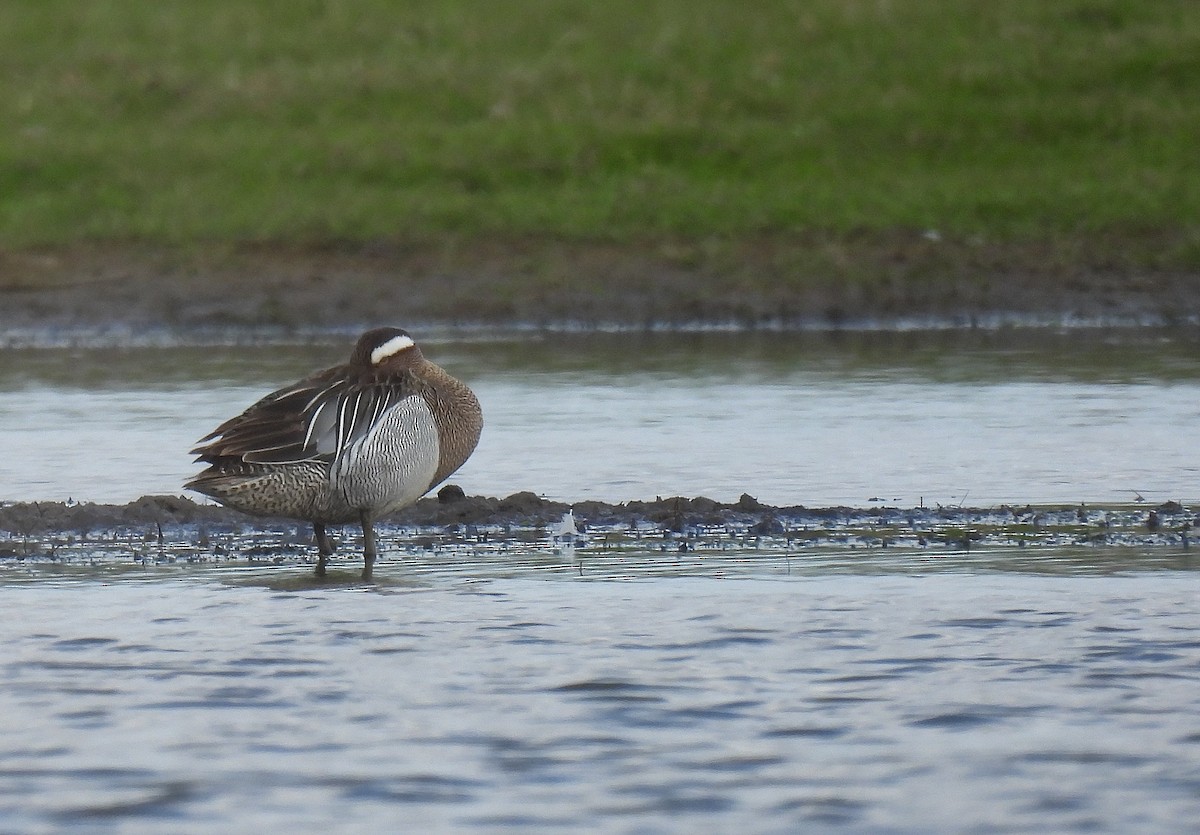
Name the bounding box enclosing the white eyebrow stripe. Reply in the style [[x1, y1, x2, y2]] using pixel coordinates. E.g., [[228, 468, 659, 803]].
[[371, 334, 415, 364]]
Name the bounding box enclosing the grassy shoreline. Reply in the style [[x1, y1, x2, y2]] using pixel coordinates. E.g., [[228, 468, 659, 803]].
[[2, 2, 1198, 328]]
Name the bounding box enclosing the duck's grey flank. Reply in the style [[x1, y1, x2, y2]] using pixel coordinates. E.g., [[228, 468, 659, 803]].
[[185, 327, 482, 578]]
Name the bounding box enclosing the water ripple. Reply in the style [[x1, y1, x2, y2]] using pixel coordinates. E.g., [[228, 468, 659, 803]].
[[1, 573, 1199, 831]]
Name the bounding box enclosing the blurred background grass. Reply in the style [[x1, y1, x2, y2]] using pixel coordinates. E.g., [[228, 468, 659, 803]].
[[2, 0, 1198, 270]]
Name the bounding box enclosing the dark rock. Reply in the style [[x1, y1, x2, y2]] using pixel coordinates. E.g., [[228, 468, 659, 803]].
[[738, 493, 760, 510], [437, 484, 466, 504], [499, 491, 545, 512], [750, 517, 785, 536]]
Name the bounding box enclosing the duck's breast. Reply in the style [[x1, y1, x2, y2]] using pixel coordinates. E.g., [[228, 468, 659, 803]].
[[331, 394, 440, 514]]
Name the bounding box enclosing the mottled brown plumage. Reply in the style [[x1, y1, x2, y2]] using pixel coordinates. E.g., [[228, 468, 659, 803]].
[[186, 327, 482, 578]]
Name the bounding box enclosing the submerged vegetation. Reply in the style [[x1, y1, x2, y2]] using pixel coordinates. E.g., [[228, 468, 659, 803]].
[[1, 1, 1198, 322], [1, 494, 1194, 574]]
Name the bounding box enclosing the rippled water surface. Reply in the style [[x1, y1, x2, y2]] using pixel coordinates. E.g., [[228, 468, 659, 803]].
[[2, 329, 1199, 506], [4, 330, 1200, 832], [2, 563, 1199, 833]]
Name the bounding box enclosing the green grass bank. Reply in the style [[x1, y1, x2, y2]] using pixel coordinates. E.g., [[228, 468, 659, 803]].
[[2, 0, 1199, 326]]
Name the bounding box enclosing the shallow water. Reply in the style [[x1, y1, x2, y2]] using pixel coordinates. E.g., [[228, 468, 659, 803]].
[[4, 330, 1200, 832], [2, 329, 1199, 507], [2, 562, 1199, 833]]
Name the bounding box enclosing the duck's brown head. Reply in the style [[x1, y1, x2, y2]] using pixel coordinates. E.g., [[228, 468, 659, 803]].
[[350, 327, 424, 374]]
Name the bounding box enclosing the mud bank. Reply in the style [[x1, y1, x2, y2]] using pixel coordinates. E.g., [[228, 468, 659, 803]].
[[3, 240, 1199, 340], [1, 492, 1194, 568]]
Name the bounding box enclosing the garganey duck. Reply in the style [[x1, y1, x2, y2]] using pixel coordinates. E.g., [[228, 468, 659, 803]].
[[186, 327, 482, 579]]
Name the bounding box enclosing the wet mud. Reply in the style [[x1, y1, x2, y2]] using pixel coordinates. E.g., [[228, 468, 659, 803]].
[[4, 240, 1199, 341], [1, 489, 1193, 568]]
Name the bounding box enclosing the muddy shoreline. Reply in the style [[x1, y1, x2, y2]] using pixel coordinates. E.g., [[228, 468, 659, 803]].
[[2, 492, 1193, 563], [3, 240, 1199, 339]]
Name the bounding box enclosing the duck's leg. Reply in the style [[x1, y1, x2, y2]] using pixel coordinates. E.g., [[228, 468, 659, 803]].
[[314, 523, 334, 577], [360, 511, 376, 580]]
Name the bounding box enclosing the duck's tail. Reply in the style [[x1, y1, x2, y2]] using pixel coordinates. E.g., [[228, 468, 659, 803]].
[[184, 461, 328, 520]]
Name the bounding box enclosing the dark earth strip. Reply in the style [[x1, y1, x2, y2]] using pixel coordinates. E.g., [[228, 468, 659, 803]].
[[4, 238, 1199, 338]]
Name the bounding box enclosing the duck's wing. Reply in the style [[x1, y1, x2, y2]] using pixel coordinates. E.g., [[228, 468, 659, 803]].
[[192, 368, 416, 465]]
